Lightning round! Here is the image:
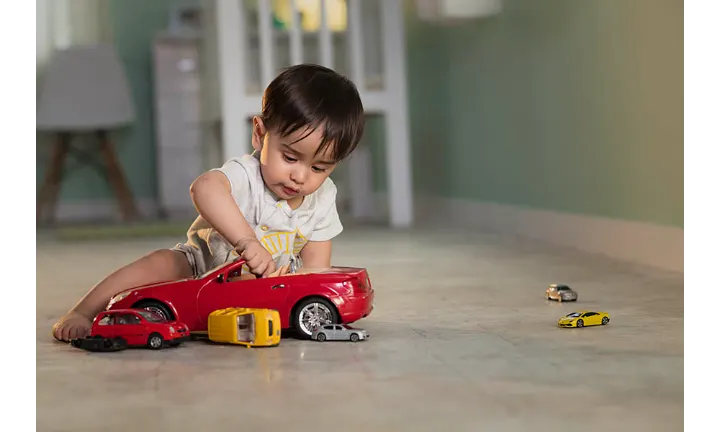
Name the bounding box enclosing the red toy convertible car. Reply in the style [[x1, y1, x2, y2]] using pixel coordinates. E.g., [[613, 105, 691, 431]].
[[105, 258, 374, 339]]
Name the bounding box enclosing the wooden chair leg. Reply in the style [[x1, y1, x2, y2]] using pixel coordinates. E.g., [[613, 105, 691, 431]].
[[97, 130, 138, 221], [37, 133, 71, 225]]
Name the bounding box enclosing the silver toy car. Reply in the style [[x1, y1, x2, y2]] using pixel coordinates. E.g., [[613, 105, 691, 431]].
[[311, 324, 369, 342], [546, 284, 578, 302]]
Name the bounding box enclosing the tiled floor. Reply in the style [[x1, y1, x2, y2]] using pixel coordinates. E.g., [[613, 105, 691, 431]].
[[36, 227, 683, 431]]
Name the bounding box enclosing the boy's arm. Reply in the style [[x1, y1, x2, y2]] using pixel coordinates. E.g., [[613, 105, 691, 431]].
[[189, 170, 257, 248], [299, 240, 333, 268]]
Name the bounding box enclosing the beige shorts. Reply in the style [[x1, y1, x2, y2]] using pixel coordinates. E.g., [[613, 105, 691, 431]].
[[171, 229, 299, 278], [171, 242, 238, 278]]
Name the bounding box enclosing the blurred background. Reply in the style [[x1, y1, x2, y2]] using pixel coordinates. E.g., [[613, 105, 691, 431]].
[[35, 0, 682, 265]]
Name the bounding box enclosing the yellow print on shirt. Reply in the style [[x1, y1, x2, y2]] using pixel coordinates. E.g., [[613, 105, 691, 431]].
[[292, 229, 308, 255], [239, 229, 309, 273], [258, 228, 309, 257]]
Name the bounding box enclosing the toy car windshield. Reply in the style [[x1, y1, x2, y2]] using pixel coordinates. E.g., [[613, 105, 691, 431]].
[[135, 309, 166, 323], [236, 314, 256, 343], [565, 312, 581, 318]]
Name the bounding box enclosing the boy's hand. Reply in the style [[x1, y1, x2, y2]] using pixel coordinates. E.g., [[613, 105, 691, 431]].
[[267, 263, 291, 278], [235, 237, 276, 277], [52, 311, 92, 342]]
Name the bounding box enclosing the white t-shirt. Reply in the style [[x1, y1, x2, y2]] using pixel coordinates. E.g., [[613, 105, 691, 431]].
[[182, 154, 343, 271]]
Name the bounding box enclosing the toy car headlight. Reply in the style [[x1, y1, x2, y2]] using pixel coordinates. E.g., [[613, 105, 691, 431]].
[[108, 292, 130, 307]]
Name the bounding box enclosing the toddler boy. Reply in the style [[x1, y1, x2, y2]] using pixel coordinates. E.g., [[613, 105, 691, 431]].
[[52, 64, 365, 342]]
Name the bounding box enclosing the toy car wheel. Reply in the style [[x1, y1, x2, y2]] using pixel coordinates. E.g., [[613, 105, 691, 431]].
[[293, 297, 338, 339], [147, 333, 164, 350], [576, 319, 584, 328], [135, 300, 174, 321], [601, 317, 609, 325], [350, 333, 359, 342], [114, 337, 128, 349], [316, 333, 327, 342]]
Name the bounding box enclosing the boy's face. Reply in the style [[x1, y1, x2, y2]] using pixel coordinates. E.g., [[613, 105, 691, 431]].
[[251, 117, 338, 207]]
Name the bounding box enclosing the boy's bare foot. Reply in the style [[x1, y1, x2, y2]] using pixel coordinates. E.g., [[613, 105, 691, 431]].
[[52, 311, 93, 342]]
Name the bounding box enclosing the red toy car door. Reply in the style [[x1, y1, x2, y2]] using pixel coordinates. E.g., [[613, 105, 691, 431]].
[[114, 312, 147, 345], [93, 313, 116, 338], [196, 270, 289, 326]]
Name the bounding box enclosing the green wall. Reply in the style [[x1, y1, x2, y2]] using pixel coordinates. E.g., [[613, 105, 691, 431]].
[[402, 0, 683, 228], [38, 0, 682, 229]]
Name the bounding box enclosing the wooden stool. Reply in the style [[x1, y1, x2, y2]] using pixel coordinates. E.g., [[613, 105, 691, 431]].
[[37, 130, 138, 225]]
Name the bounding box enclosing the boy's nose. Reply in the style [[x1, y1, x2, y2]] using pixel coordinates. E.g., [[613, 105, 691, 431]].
[[290, 168, 306, 184]]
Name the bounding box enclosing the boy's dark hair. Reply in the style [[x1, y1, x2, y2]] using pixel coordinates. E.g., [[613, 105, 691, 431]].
[[261, 64, 365, 162]]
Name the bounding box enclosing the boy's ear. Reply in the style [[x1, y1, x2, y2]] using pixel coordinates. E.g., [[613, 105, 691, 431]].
[[251, 116, 267, 152]]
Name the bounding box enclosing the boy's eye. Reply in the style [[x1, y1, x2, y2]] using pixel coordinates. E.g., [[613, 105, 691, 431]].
[[283, 154, 297, 162], [312, 166, 326, 173]]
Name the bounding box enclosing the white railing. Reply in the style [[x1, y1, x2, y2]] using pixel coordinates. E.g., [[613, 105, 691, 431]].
[[215, 0, 413, 228], [247, 0, 339, 83], [257, 0, 274, 87], [347, 0, 365, 90], [230, 0, 375, 92], [289, 0, 303, 64]]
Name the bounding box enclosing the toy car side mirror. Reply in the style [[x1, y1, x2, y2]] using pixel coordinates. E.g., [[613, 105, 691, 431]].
[[216, 274, 224, 283]]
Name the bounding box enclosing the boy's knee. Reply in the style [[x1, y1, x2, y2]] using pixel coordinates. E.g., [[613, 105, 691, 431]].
[[144, 249, 190, 275], [145, 249, 174, 263]]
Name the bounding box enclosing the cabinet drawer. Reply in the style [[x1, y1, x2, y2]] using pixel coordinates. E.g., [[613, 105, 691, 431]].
[[156, 119, 202, 151], [155, 94, 202, 125], [157, 148, 204, 210]]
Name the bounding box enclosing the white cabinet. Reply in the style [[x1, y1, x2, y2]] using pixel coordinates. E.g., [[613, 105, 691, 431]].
[[153, 34, 206, 219]]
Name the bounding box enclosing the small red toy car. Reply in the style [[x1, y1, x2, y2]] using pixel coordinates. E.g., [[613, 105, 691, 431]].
[[105, 258, 374, 339], [72, 308, 190, 351]]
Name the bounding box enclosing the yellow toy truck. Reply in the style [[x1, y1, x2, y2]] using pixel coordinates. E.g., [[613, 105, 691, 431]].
[[207, 308, 281, 347]]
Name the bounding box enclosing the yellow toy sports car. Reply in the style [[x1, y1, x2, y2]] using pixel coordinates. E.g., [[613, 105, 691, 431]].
[[557, 311, 610, 328]]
